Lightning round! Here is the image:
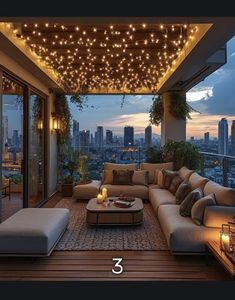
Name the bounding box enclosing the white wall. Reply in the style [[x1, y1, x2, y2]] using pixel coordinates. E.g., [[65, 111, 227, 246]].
[[0, 50, 58, 197]]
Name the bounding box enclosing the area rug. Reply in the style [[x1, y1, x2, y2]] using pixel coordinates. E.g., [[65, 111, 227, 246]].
[[55, 198, 169, 251]]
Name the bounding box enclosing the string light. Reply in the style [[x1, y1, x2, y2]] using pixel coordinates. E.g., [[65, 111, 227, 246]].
[[9, 22, 196, 93]]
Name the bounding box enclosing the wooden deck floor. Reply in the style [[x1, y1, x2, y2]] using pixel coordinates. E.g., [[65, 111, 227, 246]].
[[0, 193, 230, 281]]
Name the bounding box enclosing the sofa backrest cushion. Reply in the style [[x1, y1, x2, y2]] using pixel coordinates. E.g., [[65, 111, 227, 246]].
[[188, 173, 209, 191], [103, 162, 137, 171], [132, 170, 149, 186], [140, 162, 174, 184], [203, 206, 235, 228], [204, 180, 235, 206], [178, 166, 194, 181], [158, 169, 178, 189]]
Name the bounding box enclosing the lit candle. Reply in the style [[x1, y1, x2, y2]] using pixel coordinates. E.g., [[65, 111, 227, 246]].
[[102, 188, 108, 200], [97, 193, 104, 204], [221, 233, 232, 252]]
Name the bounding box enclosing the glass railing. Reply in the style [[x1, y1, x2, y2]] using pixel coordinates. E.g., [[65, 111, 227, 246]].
[[78, 146, 147, 180], [199, 152, 235, 188]]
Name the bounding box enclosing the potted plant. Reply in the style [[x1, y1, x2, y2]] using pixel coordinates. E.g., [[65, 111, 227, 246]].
[[77, 155, 91, 184], [61, 152, 79, 197], [145, 146, 164, 163]]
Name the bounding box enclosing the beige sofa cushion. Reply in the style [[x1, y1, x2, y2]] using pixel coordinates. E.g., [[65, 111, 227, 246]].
[[203, 206, 235, 228], [73, 180, 101, 200], [204, 180, 235, 206], [191, 194, 216, 225], [158, 205, 220, 253], [178, 166, 194, 181], [103, 162, 137, 171], [132, 170, 148, 185], [188, 173, 209, 190], [140, 162, 174, 184], [100, 184, 148, 199], [149, 188, 176, 213], [102, 170, 113, 184]]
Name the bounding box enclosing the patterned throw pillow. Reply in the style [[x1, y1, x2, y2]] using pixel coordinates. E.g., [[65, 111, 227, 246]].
[[112, 170, 134, 185], [179, 187, 203, 217], [168, 175, 183, 195], [158, 169, 178, 189], [175, 182, 191, 204], [132, 170, 149, 186], [191, 193, 216, 225]]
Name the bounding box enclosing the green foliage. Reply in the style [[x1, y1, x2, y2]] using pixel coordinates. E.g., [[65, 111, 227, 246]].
[[162, 140, 201, 170], [70, 94, 88, 111], [149, 95, 163, 126], [145, 147, 164, 163], [62, 175, 74, 184], [169, 93, 198, 120], [149, 93, 199, 126], [78, 155, 90, 182]]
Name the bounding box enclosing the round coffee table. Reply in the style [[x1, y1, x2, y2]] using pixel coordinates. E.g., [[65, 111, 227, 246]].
[[86, 197, 143, 225]]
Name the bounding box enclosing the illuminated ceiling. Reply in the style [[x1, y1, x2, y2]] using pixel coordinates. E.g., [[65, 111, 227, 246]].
[[2, 22, 200, 94]]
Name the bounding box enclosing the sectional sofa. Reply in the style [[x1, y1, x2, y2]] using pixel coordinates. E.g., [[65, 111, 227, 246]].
[[73, 162, 235, 254]]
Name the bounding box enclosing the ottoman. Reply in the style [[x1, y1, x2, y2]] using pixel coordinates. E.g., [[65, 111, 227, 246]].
[[73, 180, 101, 200], [0, 208, 69, 256]]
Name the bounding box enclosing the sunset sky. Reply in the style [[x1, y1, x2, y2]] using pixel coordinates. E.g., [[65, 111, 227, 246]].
[[69, 35, 235, 139]]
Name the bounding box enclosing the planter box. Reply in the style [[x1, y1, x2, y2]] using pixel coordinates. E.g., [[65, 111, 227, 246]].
[[61, 183, 74, 197], [11, 183, 23, 193]]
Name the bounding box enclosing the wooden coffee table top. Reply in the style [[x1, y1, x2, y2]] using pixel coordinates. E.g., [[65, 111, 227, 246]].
[[206, 240, 235, 278], [86, 197, 143, 213]]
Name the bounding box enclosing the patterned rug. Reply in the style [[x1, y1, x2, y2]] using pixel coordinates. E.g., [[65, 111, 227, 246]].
[[55, 198, 168, 251]]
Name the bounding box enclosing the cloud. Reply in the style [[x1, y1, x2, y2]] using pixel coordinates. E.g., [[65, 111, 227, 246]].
[[187, 86, 213, 102]]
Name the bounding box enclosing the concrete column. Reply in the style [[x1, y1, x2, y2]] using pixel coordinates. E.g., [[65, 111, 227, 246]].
[[161, 91, 186, 146]]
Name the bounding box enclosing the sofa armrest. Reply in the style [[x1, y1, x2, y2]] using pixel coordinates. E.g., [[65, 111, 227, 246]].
[[203, 206, 235, 228]]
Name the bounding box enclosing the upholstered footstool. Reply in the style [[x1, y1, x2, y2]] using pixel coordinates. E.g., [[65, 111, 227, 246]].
[[0, 208, 69, 256], [73, 180, 101, 200]]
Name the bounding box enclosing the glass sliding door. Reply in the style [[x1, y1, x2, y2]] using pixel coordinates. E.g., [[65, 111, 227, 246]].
[[1, 74, 24, 220], [28, 92, 46, 207]]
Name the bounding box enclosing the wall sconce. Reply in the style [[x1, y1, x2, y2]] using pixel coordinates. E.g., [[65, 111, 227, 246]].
[[51, 112, 61, 133], [37, 119, 43, 130], [220, 224, 233, 253]]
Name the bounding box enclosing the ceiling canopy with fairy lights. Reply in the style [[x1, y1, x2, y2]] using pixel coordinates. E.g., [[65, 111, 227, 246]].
[[5, 22, 199, 94]]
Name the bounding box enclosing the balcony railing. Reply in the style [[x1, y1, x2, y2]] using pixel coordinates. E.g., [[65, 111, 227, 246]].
[[199, 152, 235, 188]]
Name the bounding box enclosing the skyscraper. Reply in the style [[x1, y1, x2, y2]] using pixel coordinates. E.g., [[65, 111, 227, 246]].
[[145, 125, 152, 147], [12, 130, 19, 148], [106, 129, 113, 144], [96, 126, 103, 148], [124, 126, 134, 146], [2, 115, 8, 148], [218, 118, 228, 155], [72, 120, 80, 151], [231, 120, 235, 156], [204, 132, 210, 144], [79, 130, 90, 153]]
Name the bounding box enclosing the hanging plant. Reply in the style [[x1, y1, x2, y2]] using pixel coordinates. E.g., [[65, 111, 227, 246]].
[[70, 94, 88, 111], [149, 94, 163, 126], [169, 93, 198, 120], [149, 93, 199, 126]]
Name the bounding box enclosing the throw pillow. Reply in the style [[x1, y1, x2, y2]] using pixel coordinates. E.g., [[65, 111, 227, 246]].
[[132, 170, 149, 186], [175, 182, 191, 204], [179, 187, 203, 217], [102, 170, 113, 184], [158, 169, 178, 189], [168, 175, 183, 195], [191, 193, 216, 225], [112, 170, 134, 185]]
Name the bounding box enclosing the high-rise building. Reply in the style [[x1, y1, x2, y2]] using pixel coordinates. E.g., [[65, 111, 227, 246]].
[[90, 133, 94, 146], [124, 126, 134, 146], [145, 125, 152, 147], [231, 120, 235, 156], [79, 130, 90, 153], [72, 120, 80, 150], [106, 129, 113, 144], [204, 132, 210, 144], [2, 115, 8, 148], [218, 118, 228, 155], [96, 126, 103, 148], [12, 130, 19, 148]]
